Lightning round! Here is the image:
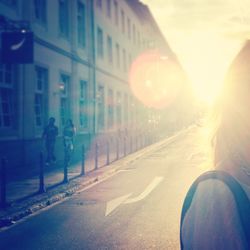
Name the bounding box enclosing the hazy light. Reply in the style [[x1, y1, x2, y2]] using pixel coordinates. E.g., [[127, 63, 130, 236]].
[[129, 50, 183, 109], [140, 0, 248, 105]]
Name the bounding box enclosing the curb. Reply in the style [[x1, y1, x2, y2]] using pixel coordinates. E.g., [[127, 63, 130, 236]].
[[0, 126, 194, 230]]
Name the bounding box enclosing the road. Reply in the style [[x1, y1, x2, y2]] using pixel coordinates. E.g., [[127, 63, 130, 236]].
[[0, 126, 211, 250]]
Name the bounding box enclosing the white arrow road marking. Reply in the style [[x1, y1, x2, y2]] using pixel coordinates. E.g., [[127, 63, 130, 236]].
[[105, 193, 132, 216], [105, 176, 164, 216], [124, 176, 164, 204], [11, 38, 25, 51]]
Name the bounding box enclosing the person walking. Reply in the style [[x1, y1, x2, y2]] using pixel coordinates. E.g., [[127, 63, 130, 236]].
[[180, 41, 250, 249], [42, 117, 58, 165], [63, 119, 76, 159]]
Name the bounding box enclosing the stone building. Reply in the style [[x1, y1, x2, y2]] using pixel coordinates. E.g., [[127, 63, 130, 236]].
[[0, 0, 191, 168]]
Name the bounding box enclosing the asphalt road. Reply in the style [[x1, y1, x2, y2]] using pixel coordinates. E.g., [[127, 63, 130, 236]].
[[0, 126, 211, 250]]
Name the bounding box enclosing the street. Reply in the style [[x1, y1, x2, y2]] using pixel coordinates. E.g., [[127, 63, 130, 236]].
[[0, 126, 211, 250]]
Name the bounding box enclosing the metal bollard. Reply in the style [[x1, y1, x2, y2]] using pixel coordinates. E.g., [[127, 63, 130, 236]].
[[95, 143, 99, 170], [0, 158, 7, 209], [106, 140, 110, 165], [124, 137, 126, 157], [81, 145, 85, 176], [38, 152, 46, 193], [116, 137, 119, 160], [63, 149, 69, 183], [130, 136, 132, 153]]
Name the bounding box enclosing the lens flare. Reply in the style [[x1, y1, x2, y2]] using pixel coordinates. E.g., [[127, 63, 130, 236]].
[[129, 50, 183, 109]]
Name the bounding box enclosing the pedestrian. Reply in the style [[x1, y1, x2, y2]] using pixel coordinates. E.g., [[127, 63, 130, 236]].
[[180, 41, 250, 249], [42, 117, 58, 165], [63, 119, 76, 153]]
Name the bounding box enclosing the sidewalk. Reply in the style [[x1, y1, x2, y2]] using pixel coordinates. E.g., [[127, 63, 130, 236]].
[[0, 127, 193, 229]]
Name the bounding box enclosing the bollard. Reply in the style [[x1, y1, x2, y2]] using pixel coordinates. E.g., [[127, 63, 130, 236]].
[[130, 136, 132, 153], [0, 158, 7, 209], [38, 152, 46, 193], [124, 137, 126, 157], [63, 149, 69, 183], [81, 145, 85, 176], [106, 140, 110, 165], [116, 137, 119, 160], [95, 143, 99, 170]]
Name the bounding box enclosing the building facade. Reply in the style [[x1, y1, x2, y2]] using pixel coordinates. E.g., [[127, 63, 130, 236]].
[[0, 0, 192, 168]]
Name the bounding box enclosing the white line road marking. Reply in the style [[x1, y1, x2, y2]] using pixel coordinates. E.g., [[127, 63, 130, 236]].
[[105, 193, 132, 216], [124, 176, 164, 204], [105, 176, 164, 216]]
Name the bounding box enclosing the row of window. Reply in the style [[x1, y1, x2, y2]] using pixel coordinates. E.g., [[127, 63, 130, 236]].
[[0, 64, 137, 133], [32, 0, 148, 50], [1, 0, 153, 62], [96, 0, 143, 47], [97, 84, 136, 131], [34, 0, 86, 48], [34, 67, 88, 130], [97, 26, 133, 72], [0, 64, 15, 129], [0, 64, 88, 131], [0, 0, 87, 48]]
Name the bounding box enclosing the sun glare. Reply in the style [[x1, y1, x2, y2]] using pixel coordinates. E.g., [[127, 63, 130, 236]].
[[173, 31, 243, 106], [129, 50, 184, 109]]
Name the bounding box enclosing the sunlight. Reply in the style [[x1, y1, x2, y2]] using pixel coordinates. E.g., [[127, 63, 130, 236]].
[[174, 31, 242, 105], [129, 50, 184, 109], [140, 0, 248, 106]]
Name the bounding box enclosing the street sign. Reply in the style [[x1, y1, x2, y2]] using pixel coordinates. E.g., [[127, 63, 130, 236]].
[[1, 31, 34, 64]]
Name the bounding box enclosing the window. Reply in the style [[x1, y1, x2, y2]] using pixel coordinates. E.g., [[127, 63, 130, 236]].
[[108, 89, 114, 128], [34, 0, 47, 25], [97, 86, 105, 130], [34, 66, 48, 128], [107, 35, 113, 64], [0, 0, 17, 7], [59, 0, 69, 38], [114, 1, 118, 25], [116, 92, 121, 125], [115, 43, 120, 69], [96, 0, 102, 9], [122, 49, 127, 72], [133, 24, 136, 44], [137, 31, 141, 47], [60, 74, 70, 126], [77, 1, 86, 47], [127, 18, 131, 39], [121, 10, 125, 33], [128, 54, 132, 70], [0, 64, 16, 129], [106, 0, 111, 18], [97, 27, 104, 58], [79, 80, 87, 128]]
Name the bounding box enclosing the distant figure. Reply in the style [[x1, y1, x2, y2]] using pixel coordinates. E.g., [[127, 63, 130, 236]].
[[63, 119, 76, 153], [43, 117, 58, 165], [180, 42, 250, 249]]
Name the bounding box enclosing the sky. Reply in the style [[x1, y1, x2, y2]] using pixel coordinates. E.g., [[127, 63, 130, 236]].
[[140, 0, 250, 104]]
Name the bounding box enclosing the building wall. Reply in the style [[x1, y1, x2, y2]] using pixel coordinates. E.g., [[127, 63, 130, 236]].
[[0, 0, 187, 169]]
